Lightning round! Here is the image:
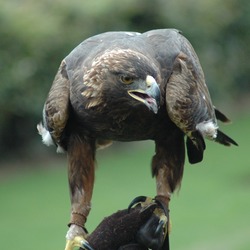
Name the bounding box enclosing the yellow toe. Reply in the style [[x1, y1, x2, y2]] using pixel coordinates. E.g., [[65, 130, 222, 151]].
[[65, 236, 92, 250]]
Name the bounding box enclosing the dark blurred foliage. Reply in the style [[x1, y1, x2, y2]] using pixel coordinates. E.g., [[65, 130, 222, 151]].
[[0, 0, 249, 158]]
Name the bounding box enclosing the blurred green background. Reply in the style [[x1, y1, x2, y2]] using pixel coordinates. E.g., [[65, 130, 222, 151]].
[[0, 0, 249, 249]]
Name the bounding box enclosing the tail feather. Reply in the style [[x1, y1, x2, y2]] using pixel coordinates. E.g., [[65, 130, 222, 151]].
[[186, 131, 206, 164], [214, 108, 231, 123], [215, 130, 238, 146]]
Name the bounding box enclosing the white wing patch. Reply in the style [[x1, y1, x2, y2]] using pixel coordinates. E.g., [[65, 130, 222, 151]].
[[196, 120, 218, 140], [37, 123, 54, 146], [37, 123, 65, 153]]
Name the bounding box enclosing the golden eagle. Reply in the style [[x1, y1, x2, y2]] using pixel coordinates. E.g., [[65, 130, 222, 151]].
[[37, 29, 237, 250]]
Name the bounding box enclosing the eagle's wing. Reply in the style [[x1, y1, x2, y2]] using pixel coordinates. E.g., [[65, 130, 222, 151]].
[[165, 50, 215, 164], [37, 60, 70, 152], [38, 35, 104, 151], [145, 29, 237, 164]]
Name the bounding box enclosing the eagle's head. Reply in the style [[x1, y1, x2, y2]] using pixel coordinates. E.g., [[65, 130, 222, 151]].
[[81, 48, 161, 114]]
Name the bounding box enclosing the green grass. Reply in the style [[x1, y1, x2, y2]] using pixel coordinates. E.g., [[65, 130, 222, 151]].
[[0, 115, 249, 250]]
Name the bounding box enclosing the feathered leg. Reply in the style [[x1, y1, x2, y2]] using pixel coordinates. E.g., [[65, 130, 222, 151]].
[[152, 130, 185, 247], [152, 129, 185, 200], [65, 134, 95, 250]]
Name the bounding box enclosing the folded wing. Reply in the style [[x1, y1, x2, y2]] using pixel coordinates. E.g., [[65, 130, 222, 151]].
[[165, 47, 237, 164]]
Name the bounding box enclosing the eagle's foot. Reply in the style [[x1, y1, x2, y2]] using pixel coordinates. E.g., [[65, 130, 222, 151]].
[[128, 196, 170, 250], [128, 196, 155, 212], [65, 236, 93, 250], [65, 225, 94, 250]]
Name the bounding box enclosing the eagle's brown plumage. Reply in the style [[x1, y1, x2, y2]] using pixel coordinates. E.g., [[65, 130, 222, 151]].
[[37, 29, 237, 250]]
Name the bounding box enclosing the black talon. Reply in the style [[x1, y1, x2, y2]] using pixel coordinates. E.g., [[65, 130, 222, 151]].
[[155, 199, 169, 219], [154, 199, 170, 249], [155, 220, 165, 236], [137, 213, 165, 249], [81, 241, 95, 250], [134, 197, 170, 249], [127, 196, 170, 249], [128, 196, 148, 213]]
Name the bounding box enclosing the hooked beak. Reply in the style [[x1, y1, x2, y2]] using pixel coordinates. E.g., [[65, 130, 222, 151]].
[[128, 75, 161, 114]]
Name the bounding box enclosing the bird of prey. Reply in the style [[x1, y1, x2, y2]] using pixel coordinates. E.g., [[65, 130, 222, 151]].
[[37, 29, 237, 250]]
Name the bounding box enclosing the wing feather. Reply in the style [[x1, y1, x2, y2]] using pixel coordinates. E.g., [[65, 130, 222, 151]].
[[40, 60, 70, 151], [165, 52, 217, 163], [214, 107, 231, 123], [166, 52, 216, 134]]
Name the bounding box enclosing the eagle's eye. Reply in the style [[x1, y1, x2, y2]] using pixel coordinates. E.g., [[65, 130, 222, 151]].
[[120, 75, 134, 84]]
